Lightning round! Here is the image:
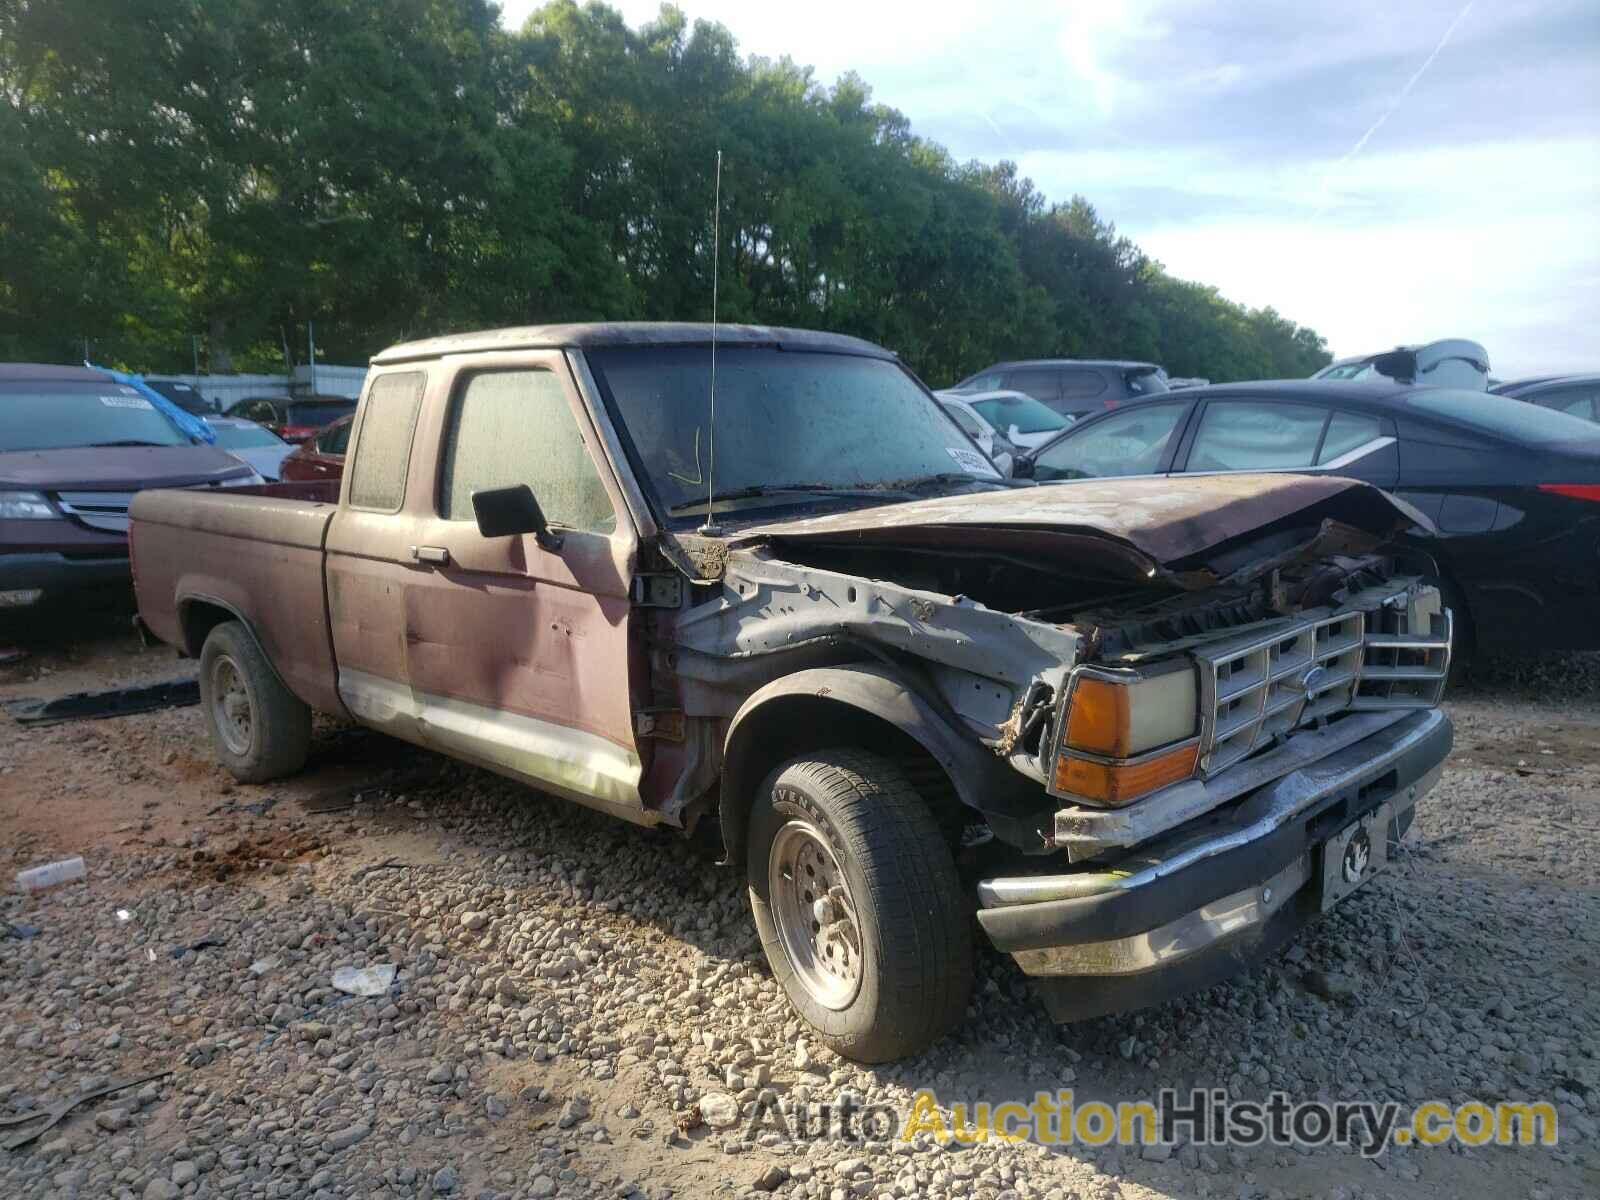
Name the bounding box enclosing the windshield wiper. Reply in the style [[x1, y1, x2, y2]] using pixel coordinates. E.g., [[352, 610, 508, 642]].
[[895, 471, 1004, 493], [667, 482, 917, 515], [81, 440, 173, 448]]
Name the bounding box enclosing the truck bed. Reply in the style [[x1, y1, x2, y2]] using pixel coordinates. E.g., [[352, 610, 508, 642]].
[[130, 485, 345, 715]]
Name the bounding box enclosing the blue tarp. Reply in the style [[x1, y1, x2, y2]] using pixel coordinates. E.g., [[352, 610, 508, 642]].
[[86, 362, 217, 445]]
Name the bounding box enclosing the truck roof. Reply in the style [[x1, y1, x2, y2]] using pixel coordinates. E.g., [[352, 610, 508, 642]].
[[370, 322, 897, 366]]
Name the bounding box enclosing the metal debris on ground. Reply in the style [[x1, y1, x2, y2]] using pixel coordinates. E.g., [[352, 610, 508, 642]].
[[301, 788, 357, 815], [0, 1067, 174, 1150], [0, 676, 198, 726], [15, 856, 86, 892], [170, 934, 226, 959], [331, 963, 398, 997]]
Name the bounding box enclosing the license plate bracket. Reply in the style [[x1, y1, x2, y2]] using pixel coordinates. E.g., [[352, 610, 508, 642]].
[[1319, 803, 1391, 912]]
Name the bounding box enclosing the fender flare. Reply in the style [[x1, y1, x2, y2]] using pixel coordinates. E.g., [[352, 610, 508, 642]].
[[717, 663, 1042, 864], [178, 593, 297, 698]]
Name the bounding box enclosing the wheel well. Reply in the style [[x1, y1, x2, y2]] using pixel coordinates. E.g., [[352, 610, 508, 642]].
[[180, 599, 237, 658], [718, 694, 964, 867]]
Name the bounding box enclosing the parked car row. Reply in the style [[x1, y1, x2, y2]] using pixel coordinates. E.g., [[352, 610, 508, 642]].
[[1009, 377, 1600, 663]]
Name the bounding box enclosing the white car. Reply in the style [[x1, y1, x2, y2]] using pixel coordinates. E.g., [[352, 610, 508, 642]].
[[1313, 339, 1489, 390], [936, 390, 1072, 474], [204, 417, 293, 481]]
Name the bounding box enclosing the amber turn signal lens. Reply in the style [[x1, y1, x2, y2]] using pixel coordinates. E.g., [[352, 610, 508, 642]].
[[1052, 742, 1199, 806], [1064, 676, 1134, 756]]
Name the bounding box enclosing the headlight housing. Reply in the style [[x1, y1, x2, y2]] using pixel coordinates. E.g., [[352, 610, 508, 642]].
[[0, 490, 58, 520], [218, 470, 265, 487], [1050, 663, 1200, 806]]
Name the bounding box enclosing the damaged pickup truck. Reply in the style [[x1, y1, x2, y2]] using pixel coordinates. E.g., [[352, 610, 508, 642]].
[[130, 324, 1454, 1062]]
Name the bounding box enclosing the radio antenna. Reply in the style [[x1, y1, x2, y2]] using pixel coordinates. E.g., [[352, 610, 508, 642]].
[[698, 149, 725, 537]]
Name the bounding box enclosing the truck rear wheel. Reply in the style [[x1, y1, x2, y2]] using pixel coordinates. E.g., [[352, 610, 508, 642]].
[[746, 748, 972, 1063], [198, 620, 311, 783]]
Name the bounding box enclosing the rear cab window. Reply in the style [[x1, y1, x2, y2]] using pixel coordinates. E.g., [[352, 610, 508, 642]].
[[347, 373, 426, 511]]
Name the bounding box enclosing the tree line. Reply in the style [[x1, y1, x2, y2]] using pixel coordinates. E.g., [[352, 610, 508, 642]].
[[0, 0, 1332, 384]]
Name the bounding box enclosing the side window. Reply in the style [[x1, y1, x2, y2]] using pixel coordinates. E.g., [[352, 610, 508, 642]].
[[321, 421, 352, 455], [942, 403, 986, 439], [1187, 402, 1327, 472], [348, 372, 425, 511], [1060, 369, 1108, 399], [1317, 411, 1384, 464], [1004, 368, 1060, 403], [1032, 402, 1187, 481], [439, 369, 616, 534], [1545, 390, 1598, 423]]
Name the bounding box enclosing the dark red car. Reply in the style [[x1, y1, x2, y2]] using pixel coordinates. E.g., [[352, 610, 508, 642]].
[[278, 414, 351, 481], [0, 363, 257, 609], [224, 395, 355, 445]]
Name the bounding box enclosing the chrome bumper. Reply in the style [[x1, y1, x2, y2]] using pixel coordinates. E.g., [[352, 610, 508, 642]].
[[976, 708, 1450, 982]]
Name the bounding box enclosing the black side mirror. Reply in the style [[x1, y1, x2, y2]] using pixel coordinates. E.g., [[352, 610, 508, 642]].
[[471, 484, 563, 552], [1011, 454, 1035, 480]]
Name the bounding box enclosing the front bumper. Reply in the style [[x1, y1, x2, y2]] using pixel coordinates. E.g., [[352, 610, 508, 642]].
[[976, 708, 1451, 1022], [0, 551, 131, 605]]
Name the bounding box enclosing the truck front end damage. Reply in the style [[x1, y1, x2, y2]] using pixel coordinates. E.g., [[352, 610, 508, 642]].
[[656, 473, 1453, 1020]]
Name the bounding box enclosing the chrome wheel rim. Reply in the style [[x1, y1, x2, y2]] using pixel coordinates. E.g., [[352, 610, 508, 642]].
[[210, 654, 252, 756], [768, 819, 863, 1010]]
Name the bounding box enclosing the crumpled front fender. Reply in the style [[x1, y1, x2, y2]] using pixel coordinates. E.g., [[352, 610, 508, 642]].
[[717, 662, 1049, 864]]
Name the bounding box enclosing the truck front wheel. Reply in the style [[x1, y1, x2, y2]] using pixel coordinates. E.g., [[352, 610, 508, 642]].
[[198, 620, 311, 783], [747, 749, 973, 1063]]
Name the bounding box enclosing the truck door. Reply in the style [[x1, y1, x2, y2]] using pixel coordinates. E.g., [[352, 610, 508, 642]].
[[393, 352, 645, 820], [325, 369, 432, 745]]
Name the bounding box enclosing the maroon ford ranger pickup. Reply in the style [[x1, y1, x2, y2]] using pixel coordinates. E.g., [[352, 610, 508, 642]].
[[0, 363, 259, 609], [130, 324, 1454, 1062]]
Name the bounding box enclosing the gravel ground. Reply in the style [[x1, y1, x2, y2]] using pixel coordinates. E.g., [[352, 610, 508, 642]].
[[1, 614, 1596, 1200]]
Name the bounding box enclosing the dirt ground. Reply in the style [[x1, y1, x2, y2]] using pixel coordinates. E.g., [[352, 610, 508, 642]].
[[0, 608, 1595, 1200]]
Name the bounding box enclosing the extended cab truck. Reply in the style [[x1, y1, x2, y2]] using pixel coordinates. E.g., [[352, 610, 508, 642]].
[[130, 324, 1454, 1062]]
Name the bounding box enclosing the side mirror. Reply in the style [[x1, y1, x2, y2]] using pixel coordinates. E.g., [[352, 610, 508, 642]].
[[1012, 454, 1035, 480], [471, 484, 563, 552]]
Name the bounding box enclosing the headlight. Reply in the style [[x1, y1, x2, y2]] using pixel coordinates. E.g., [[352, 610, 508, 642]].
[[1051, 664, 1199, 806], [0, 490, 57, 520], [219, 471, 265, 487]]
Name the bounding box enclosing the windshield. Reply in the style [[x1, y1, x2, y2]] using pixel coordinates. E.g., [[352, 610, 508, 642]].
[[286, 401, 356, 426], [0, 382, 191, 451], [208, 421, 285, 449], [588, 346, 1002, 522], [971, 394, 1067, 435]]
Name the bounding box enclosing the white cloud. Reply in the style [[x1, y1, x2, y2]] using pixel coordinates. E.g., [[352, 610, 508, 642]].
[[496, 0, 1600, 375]]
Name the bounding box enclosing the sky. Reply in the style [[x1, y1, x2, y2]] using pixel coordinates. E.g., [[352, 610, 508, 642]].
[[499, 0, 1600, 377]]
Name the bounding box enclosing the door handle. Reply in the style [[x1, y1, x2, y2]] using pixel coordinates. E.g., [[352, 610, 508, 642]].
[[409, 545, 450, 566]]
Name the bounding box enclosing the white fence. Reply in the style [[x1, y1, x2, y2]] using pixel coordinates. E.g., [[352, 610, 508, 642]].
[[148, 364, 367, 412]]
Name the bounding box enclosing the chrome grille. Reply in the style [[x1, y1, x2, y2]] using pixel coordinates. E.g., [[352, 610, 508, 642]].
[[1194, 584, 1450, 776], [55, 491, 135, 534]]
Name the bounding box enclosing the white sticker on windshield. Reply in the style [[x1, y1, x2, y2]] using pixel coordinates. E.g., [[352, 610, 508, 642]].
[[100, 395, 154, 410], [946, 446, 1002, 477]]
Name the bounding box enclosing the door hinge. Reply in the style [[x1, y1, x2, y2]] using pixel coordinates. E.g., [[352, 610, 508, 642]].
[[634, 709, 686, 741], [632, 573, 684, 608]]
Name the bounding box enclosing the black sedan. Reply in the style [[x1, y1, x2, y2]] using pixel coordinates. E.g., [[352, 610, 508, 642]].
[[1490, 374, 1600, 424], [1015, 379, 1600, 659]]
